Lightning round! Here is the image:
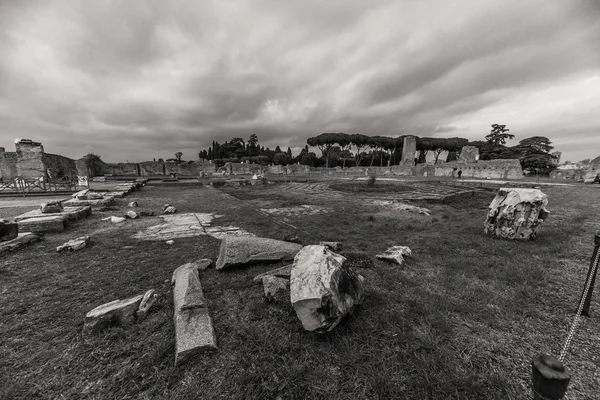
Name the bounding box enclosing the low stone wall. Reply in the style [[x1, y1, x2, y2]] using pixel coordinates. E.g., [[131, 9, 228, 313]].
[[434, 159, 523, 180], [140, 161, 165, 176], [103, 163, 140, 176]]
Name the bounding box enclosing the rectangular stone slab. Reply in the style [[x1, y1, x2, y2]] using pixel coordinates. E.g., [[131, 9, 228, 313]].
[[172, 262, 217, 365], [83, 294, 144, 335], [14, 206, 92, 223], [64, 197, 115, 208], [18, 215, 66, 233], [0, 233, 40, 256]]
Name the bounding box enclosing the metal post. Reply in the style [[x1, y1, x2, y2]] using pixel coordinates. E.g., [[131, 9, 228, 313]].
[[579, 232, 600, 317]]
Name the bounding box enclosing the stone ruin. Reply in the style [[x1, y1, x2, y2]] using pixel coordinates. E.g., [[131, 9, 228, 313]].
[[0, 139, 78, 182], [484, 188, 550, 240]]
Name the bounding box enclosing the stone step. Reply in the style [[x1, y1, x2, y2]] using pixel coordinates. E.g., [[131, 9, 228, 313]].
[[18, 215, 67, 233]]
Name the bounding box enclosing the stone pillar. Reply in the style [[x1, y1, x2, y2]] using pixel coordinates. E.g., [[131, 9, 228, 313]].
[[15, 139, 46, 180], [458, 146, 479, 163], [401, 136, 417, 164]]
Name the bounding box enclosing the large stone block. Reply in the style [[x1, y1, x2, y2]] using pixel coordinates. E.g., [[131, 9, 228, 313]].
[[18, 215, 66, 233], [216, 236, 302, 270], [484, 188, 550, 240], [0, 219, 18, 242], [0, 232, 40, 255], [172, 262, 217, 366], [83, 294, 144, 335], [290, 245, 365, 332]]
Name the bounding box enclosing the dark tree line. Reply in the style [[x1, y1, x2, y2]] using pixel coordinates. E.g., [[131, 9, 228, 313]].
[[194, 125, 559, 173], [198, 134, 294, 166]]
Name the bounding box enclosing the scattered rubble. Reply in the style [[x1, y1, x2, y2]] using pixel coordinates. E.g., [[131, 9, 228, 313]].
[[128, 201, 138, 208], [376, 246, 412, 265], [0, 219, 18, 242], [136, 289, 159, 320], [216, 236, 303, 270], [126, 211, 139, 219], [163, 204, 177, 214], [290, 245, 365, 332], [82, 294, 144, 335], [484, 188, 550, 240], [166, 240, 175, 245], [40, 200, 64, 214], [57, 236, 90, 252], [172, 262, 218, 365], [252, 264, 293, 283], [102, 216, 126, 224]]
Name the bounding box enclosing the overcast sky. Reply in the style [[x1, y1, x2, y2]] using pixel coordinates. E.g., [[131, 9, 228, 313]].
[[1, 0, 599, 163]]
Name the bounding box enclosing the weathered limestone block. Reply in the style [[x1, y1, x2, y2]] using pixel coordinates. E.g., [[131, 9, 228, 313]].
[[83, 294, 144, 335], [14, 206, 91, 223], [172, 262, 217, 365], [252, 264, 293, 283], [0, 219, 18, 242], [376, 246, 412, 265], [102, 216, 126, 224], [18, 215, 66, 233], [163, 205, 177, 214], [0, 232, 40, 255], [126, 211, 139, 219], [290, 245, 365, 332], [484, 188, 550, 240], [40, 201, 64, 214], [216, 236, 303, 270], [57, 236, 90, 252]]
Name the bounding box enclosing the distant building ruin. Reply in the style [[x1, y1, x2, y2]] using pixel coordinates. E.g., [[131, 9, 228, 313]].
[[0, 139, 77, 181]]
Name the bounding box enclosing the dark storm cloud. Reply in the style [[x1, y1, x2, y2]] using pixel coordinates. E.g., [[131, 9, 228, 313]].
[[0, 0, 599, 162]]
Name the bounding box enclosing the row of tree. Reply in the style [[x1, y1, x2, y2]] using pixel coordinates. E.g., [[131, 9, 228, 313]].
[[192, 124, 560, 173]]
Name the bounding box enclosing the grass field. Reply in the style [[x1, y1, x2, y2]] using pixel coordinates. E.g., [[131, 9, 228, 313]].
[[1, 180, 599, 399]]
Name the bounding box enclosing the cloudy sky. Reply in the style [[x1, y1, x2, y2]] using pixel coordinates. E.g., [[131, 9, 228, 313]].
[[1, 0, 599, 163]]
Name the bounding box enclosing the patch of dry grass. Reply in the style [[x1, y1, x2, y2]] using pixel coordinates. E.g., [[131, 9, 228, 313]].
[[1, 182, 599, 399]]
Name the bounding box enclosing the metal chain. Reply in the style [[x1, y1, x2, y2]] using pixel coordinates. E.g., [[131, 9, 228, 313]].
[[559, 249, 600, 362]]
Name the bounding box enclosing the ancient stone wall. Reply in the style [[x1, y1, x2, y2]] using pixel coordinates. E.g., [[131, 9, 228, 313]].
[[0, 148, 18, 180], [401, 136, 417, 164], [43, 153, 77, 179], [140, 161, 165, 176], [434, 159, 523, 180], [15, 139, 46, 179], [102, 163, 140, 176]]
